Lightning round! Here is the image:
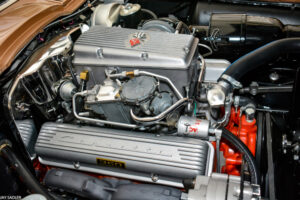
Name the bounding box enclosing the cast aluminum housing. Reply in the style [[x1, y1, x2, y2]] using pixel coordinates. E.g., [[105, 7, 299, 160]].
[[73, 26, 199, 95], [35, 122, 214, 188]]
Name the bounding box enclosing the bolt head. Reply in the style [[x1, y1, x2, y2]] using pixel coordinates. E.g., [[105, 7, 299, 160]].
[[73, 161, 80, 169], [151, 174, 159, 182], [269, 72, 279, 81], [141, 52, 148, 60]]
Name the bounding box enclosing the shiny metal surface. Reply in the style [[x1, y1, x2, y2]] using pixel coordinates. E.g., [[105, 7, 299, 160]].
[[35, 122, 214, 187], [204, 59, 231, 82], [73, 26, 198, 69], [59, 80, 77, 101], [73, 26, 199, 95], [177, 116, 210, 138], [8, 32, 74, 107], [188, 173, 260, 200]]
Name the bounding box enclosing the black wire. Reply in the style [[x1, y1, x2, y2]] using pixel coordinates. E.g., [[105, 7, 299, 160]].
[[67, 56, 80, 87], [0, 145, 54, 200], [239, 156, 245, 200], [44, 0, 99, 30], [221, 127, 259, 184]]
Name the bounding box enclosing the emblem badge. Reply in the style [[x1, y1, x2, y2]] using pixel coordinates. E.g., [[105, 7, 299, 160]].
[[129, 32, 147, 47]]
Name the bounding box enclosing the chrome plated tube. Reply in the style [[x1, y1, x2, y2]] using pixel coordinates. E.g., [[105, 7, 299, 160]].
[[214, 100, 232, 127], [197, 54, 206, 92], [198, 43, 213, 57]]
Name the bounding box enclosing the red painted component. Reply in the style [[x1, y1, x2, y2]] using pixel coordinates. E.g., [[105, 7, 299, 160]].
[[214, 107, 257, 176], [129, 38, 140, 47], [33, 159, 52, 182]]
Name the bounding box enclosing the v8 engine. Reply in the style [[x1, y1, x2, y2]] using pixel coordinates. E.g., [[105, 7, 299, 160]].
[[8, 1, 300, 199], [30, 25, 217, 187], [6, 18, 260, 200]]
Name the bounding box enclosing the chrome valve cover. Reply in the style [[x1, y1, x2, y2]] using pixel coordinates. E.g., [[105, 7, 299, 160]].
[[35, 122, 214, 188], [73, 26, 199, 94], [73, 26, 199, 69]]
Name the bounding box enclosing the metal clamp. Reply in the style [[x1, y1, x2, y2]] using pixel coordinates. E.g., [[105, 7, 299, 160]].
[[221, 74, 243, 89]]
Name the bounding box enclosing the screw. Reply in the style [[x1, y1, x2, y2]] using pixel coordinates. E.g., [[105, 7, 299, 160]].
[[184, 47, 189, 54], [141, 52, 148, 60], [73, 161, 80, 169], [269, 72, 279, 82], [151, 174, 159, 182], [97, 48, 104, 58]]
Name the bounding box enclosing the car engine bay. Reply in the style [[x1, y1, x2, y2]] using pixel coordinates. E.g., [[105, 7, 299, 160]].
[[1, 0, 300, 199]]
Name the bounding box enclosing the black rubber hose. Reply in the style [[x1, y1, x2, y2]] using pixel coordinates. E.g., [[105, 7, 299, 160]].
[[0, 144, 54, 200], [221, 128, 259, 185], [67, 56, 80, 88], [222, 38, 300, 81]]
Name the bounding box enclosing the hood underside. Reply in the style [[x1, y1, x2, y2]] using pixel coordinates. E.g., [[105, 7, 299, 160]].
[[0, 0, 85, 75]]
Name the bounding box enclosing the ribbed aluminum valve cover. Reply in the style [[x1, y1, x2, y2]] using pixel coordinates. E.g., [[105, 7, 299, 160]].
[[73, 26, 198, 69], [72, 26, 199, 95], [35, 122, 214, 187]]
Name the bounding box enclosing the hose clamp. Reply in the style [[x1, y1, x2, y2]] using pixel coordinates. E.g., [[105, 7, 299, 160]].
[[0, 143, 11, 155], [221, 74, 243, 89]]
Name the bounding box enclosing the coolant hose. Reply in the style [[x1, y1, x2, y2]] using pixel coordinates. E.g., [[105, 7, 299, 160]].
[[221, 128, 259, 185], [222, 38, 300, 81], [0, 144, 54, 200]]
